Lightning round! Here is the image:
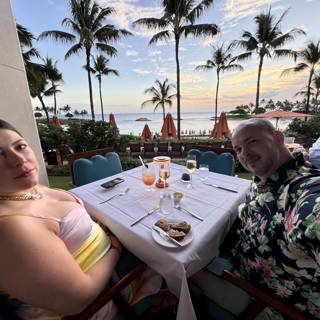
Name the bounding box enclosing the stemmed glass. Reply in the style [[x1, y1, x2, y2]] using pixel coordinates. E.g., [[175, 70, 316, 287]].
[[142, 163, 156, 192], [159, 163, 170, 187], [186, 154, 197, 188], [199, 163, 209, 182]]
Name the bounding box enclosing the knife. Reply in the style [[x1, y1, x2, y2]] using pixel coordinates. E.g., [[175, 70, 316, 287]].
[[203, 182, 238, 193], [152, 225, 183, 247], [130, 205, 159, 227], [178, 205, 204, 221]]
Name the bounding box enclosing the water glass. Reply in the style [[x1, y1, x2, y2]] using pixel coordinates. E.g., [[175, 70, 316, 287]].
[[199, 164, 209, 181], [160, 192, 174, 215]]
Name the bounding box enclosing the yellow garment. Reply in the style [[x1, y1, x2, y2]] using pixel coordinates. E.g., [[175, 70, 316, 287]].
[[73, 222, 111, 272]]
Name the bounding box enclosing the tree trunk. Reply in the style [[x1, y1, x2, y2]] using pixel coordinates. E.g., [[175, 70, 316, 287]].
[[175, 35, 181, 140], [306, 67, 314, 114], [98, 77, 104, 122], [162, 104, 165, 121], [215, 70, 220, 125], [315, 89, 320, 113], [38, 95, 50, 123], [52, 81, 57, 115], [255, 54, 264, 113], [86, 50, 95, 121]]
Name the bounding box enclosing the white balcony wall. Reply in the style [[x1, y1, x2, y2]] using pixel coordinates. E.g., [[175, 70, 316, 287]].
[[0, 0, 48, 185]]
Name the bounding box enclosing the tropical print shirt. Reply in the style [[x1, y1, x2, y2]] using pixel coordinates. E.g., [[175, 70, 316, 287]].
[[232, 154, 320, 319]]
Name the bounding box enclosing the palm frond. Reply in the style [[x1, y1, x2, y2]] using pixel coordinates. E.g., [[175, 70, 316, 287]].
[[65, 43, 83, 59], [281, 63, 308, 76], [273, 49, 297, 60], [149, 30, 171, 45], [182, 24, 219, 38], [188, 0, 214, 21], [95, 43, 117, 56], [38, 30, 75, 43], [133, 18, 169, 29]]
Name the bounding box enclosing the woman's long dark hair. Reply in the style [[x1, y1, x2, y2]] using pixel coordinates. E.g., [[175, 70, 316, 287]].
[[0, 119, 23, 319], [0, 119, 22, 136]]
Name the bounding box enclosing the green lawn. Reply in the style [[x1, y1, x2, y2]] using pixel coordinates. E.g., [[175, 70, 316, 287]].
[[48, 176, 72, 190], [48, 171, 253, 191]]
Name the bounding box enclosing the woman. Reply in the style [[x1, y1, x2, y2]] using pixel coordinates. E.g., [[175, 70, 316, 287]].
[[0, 119, 161, 319]]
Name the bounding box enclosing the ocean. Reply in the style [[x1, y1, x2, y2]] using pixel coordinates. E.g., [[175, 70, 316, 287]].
[[83, 112, 291, 136]]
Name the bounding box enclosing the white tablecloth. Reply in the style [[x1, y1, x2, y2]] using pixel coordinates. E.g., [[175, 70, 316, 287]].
[[71, 163, 251, 320]]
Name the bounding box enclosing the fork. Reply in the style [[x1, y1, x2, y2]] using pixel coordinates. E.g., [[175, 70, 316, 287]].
[[100, 187, 130, 204]]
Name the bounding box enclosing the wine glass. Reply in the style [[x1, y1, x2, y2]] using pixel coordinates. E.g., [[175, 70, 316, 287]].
[[186, 154, 197, 188], [159, 163, 170, 187], [142, 163, 156, 192], [199, 163, 209, 182]]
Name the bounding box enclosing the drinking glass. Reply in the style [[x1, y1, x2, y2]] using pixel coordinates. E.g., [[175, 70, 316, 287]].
[[142, 164, 156, 192], [186, 154, 197, 188], [199, 163, 209, 182], [159, 163, 170, 187], [160, 192, 174, 215]]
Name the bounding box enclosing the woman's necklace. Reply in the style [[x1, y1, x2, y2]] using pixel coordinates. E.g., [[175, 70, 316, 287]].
[[0, 188, 44, 201]]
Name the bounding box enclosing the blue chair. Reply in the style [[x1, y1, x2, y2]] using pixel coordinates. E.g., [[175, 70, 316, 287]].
[[187, 149, 235, 176], [73, 152, 122, 186]]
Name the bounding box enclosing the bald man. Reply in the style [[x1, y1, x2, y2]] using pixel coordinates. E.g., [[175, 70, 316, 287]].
[[192, 119, 320, 319]]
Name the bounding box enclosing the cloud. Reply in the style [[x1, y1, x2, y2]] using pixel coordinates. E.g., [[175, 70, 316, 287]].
[[131, 68, 152, 75], [126, 49, 139, 56], [222, 0, 281, 23], [148, 49, 162, 56], [97, 0, 162, 37]]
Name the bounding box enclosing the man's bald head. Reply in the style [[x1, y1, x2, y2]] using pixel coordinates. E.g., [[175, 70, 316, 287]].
[[232, 119, 276, 138]]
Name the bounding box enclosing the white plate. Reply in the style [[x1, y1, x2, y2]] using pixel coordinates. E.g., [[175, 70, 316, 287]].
[[152, 219, 193, 248]]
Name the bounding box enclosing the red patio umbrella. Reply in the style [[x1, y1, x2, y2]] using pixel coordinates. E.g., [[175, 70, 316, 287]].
[[52, 115, 61, 128], [141, 124, 152, 141], [109, 113, 117, 129], [161, 113, 177, 139], [252, 109, 312, 128], [210, 112, 231, 139]]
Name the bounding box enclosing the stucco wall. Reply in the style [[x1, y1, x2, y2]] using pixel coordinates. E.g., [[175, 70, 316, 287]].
[[0, 0, 48, 185]]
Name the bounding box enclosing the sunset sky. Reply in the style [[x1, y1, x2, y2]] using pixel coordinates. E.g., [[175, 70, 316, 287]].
[[11, 0, 320, 114]]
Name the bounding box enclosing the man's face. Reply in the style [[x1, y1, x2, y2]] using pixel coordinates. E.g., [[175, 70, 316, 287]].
[[232, 125, 283, 180]]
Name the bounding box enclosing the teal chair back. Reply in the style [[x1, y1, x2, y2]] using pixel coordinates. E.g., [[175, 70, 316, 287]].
[[73, 152, 122, 186], [187, 149, 235, 176]]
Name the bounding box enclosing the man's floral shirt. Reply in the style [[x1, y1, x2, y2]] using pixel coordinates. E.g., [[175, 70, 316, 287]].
[[232, 154, 320, 319]]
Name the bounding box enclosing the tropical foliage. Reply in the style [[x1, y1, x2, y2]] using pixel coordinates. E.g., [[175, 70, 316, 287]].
[[141, 79, 176, 120], [282, 41, 320, 113], [39, 0, 131, 120], [133, 0, 219, 139], [233, 7, 305, 113], [196, 43, 243, 124]]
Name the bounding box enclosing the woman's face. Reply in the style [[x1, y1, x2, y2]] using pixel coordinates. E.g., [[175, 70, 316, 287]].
[[0, 129, 39, 194]]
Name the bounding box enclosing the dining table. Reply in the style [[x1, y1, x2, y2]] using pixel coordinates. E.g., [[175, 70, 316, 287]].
[[70, 163, 251, 320]]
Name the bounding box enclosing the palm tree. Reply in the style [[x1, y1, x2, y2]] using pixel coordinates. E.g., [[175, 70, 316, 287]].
[[195, 43, 243, 125], [233, 7, 305, 113], [43, 57, 63, 115], [141, 79, 176, 120], [16, 24, 45, 89], [39, 0, 131, 121], [29, 72, 56, 123], [92, 55, 119, 122], [133, 0, 219, 139], [282, 41, 320, 113]]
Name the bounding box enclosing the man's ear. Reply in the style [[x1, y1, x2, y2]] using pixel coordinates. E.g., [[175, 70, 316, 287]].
[[273, 130, 284, 144]]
